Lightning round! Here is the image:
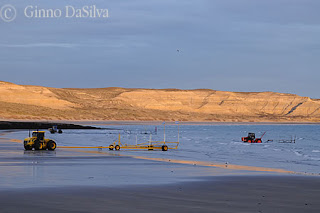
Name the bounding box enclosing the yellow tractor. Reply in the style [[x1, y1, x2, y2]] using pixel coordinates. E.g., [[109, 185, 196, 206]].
[[24, 131, 57, 151]]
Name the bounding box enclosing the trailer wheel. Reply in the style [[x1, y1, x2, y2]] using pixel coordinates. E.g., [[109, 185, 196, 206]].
[[162, 145, 168, 151], [115, 145, 120, 151], [47, 141, 56, 151], [109, 145, 114, 150]]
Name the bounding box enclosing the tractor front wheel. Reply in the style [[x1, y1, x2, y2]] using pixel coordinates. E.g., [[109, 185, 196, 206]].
[[109, 145, 114, 150], [115, 145, 120, 151], [47, 141, 57, 151], [24, 145, 32, 150]]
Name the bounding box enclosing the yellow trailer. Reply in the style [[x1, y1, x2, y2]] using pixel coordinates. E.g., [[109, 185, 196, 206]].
[[108, 134, 179, 151], [59, 122, 180, 151]]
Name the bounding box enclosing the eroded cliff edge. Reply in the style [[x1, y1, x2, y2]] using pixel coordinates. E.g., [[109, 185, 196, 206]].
[[0, 81, 319, 122]]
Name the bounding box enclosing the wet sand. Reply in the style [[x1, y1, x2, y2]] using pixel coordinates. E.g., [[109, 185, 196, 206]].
[[0, 133, 319, 212], [0, 176, 319, 213]]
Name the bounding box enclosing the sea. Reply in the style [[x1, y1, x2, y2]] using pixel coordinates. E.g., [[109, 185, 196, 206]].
[[7, 124, 320, 175]]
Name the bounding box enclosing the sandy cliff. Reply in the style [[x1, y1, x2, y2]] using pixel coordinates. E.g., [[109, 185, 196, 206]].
[[0, 81, 319, 122]]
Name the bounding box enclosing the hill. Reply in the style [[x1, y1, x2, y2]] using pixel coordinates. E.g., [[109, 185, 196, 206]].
[[0, 81, 319, 122]]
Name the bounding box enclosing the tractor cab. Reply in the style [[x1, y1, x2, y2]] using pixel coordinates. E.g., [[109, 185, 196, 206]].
[[247, 133, 255, 141], [32, 131, 45, 141]]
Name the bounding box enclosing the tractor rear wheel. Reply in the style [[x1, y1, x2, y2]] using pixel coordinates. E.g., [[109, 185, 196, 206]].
[[47, 141, 57, 151], [109, 145, 114, 150], [115, 145, 120, 151], [162, 145, 168, 151], [35, 141, 43, 150]]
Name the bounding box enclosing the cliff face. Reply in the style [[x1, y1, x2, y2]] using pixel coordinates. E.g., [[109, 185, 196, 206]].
[[0, 81, 319, 122]]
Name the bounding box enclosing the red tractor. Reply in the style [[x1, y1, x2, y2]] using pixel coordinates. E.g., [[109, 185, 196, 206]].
[[242, 132, 266, 143]]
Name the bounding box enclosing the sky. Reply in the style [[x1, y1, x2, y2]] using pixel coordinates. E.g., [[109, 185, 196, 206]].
[[0, 0, 319, 98]]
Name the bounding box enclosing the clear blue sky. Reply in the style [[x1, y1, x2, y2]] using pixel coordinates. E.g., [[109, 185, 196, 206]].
[[1, 0, 319, 98]]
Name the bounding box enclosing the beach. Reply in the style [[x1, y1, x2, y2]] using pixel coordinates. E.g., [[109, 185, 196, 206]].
[[1, 176, 319, 213], [0, 129, 319, 213]]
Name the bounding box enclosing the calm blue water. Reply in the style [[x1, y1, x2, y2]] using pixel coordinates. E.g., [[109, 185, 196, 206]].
[[8, 124, 320, 174]]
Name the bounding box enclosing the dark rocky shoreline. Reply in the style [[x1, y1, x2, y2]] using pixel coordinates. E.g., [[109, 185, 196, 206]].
[[0, 121, 100, 130]]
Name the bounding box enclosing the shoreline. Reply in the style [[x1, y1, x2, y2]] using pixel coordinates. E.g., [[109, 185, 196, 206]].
[[0, 121, 104, 130], [1, 127, 319, 177], [1, 134, 318, 177]]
